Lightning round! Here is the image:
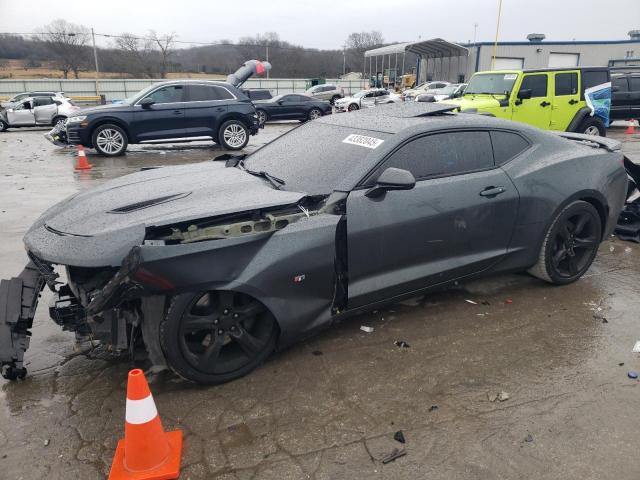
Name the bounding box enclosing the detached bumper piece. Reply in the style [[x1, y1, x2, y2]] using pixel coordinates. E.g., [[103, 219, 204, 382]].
[[616, 157, 640, 243], [44, 122, 68, 147], [0, 262, 46, 380]]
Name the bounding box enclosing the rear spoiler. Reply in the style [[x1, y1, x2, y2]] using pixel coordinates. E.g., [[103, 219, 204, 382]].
[[554, 131, 621, 152]]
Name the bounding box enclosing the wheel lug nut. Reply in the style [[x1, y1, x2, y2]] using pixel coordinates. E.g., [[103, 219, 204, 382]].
[[233, 313, 239, 319], [218, 329, 224, 335], [213, 319, 219, 325], [223, 309, 229, 315]]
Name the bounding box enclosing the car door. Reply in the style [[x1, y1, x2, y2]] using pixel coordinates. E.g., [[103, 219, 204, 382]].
[[629, 76, 640, 120], [346, 130, 519, 308], [611, 76, 630, 120], [511, 73, 552, 129], [32, 96, 58, 124], [184, 84, 232, 138], [360, 91, 378, 108], [7, 99, 36, 125], [551, 71, 580, 131], [277, 95, 302, 119], [131, 84, 186, 141]]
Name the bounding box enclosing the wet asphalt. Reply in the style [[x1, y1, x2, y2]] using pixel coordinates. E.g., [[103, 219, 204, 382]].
[[0, 122, 639, 479]]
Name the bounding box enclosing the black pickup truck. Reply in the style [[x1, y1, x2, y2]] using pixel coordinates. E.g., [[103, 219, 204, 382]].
[[612, 72, 640, 121]]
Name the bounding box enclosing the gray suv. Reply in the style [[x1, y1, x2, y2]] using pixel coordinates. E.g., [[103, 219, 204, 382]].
[[305, 84, 344, 104]]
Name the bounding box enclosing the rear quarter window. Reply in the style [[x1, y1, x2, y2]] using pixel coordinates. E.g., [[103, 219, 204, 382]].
[[490, 131, 531, 165]]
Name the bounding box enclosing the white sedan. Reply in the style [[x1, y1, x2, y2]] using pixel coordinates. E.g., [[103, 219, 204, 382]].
[[334, 89, 401, 112]]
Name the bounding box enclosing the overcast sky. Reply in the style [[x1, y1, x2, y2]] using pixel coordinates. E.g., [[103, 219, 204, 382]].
[[1, 0, 638, 49]]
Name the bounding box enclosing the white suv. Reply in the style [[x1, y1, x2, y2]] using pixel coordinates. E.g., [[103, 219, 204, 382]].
[[305, 84, 344, 104]]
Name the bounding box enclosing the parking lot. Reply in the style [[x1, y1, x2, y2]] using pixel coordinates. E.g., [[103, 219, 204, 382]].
[[0, 124, 639, 479]]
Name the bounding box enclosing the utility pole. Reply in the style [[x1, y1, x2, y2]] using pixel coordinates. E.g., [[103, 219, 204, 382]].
[[91, 28, 101, 98], [266, 44, 269, 79], [342, 47, 346, 76], [491, 0, 503, 70], [473, 22, 478, 43]]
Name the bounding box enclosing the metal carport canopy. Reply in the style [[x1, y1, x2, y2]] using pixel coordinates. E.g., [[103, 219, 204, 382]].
[[364, 38, 468, 58]]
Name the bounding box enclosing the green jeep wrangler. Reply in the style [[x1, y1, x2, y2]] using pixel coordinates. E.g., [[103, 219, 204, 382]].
[[444, 67, 610, 136]]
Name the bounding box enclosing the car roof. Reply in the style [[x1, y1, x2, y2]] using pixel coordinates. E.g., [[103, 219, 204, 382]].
[[315, 102, 527, 134]]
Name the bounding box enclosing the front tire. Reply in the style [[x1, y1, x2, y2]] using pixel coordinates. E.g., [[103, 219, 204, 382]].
[[348, 103, 359, 111], [160, 290, 278, 385], [0, 119, 8, 132], [219, 120, 249, 150], [256, 109, 267, 126], [91, 123, 128, 156], [577, 117, 606, 136], [528, 200, 601, 285]]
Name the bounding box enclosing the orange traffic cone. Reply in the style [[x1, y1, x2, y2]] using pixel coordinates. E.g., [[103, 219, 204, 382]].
[[626, 120, 636, 135], [108, 369, 182, 480], [75, 144, 92, 170]]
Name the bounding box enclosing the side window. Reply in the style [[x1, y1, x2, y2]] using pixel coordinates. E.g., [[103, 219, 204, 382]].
[[490, 131, 530, 165], [374, 131, 494, 181], [613, 77, 629, 92], [144, 85, 184, 104], [520, 74, 548, 98], [582, 70, 609, 91], [629, 77, 640, 92], [299, 95, 312, 102], [188, 85, 234, 101], [555, 73, 578, 96]]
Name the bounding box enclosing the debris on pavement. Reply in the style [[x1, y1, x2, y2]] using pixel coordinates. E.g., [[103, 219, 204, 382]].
[[505, 299, 513, 304], [488, 391, 510, 402], [593, 314, 608, 323], [360, 326, 374, 333], [428, 405, 439, 412], [632, 341, 640, 353], [627, 371, 638, 379], [43, 439, 50, 446], [465, 299, 478, 305], [312, 350, 323, 356], [381, 448, 407, 464], [619, 362, 625, 366], [524, 434, 534, 443], [394, 340, 410, 348], [393, 430, 406, 444]]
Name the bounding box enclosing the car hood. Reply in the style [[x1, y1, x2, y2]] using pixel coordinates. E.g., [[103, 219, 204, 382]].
[[78, 103, 133, 115], [441, 95, 505, 110], [30, 161, 306, 238]]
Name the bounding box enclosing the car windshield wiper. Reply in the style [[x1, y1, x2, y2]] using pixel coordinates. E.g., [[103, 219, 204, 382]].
[[238, 161, 285, 190]]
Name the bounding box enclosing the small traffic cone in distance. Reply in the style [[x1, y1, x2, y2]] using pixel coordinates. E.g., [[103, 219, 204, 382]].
[[109, 369, 182, 480], [75, 144, 92, 170], [625, 120, 636, 135]]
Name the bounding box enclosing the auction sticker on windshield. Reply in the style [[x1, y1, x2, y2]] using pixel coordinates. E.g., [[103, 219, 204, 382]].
[[504, 74, 518, 80], [342, 134, 384, 149]]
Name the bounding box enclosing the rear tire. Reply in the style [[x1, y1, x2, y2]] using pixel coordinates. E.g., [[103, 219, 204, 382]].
[[528, 200, 601, 285], [330, 95, 340, 105], [91, 123, 128, 156], [576, 117, 606, 137], [308, 108, 322, 121], [160, 290, 278, 385], [218, 120, 249, 150]]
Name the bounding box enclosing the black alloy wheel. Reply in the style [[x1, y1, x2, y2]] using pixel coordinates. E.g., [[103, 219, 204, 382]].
[[161, 290, 278, 384], [529, 201, 601, 284]]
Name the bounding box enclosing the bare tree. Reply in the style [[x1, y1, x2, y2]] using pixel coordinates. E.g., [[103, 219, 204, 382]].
[[113, 33, 158, 78], [40, 20, 90, 78], [345, 31, 385, 52], [149, 31, 177, 78]]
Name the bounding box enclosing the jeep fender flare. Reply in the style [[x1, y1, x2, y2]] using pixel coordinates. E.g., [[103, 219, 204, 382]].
[[567, 107, 593, 133]]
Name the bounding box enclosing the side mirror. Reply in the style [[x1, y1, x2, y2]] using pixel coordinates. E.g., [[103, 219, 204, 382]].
[[517, 89, 532, 100], [365, 167, 416, 198], [277, 100, 284, 105], [612, 85, 620, 92], [139, 97, 155, 108]]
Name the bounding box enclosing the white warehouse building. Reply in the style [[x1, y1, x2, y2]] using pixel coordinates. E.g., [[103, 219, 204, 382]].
[[364, 31, 640, 85]]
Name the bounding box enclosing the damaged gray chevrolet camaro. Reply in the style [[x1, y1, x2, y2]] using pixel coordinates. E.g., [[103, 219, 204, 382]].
[[0, 103, 630, 383]]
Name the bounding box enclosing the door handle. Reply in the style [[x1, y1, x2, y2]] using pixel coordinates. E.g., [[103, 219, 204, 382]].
[[172, 110, 183, 115], [540, 101, 550, 107], [479, 186, 506, 197], [568, 99, 578, 105], [215, 107, 225, 112]]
